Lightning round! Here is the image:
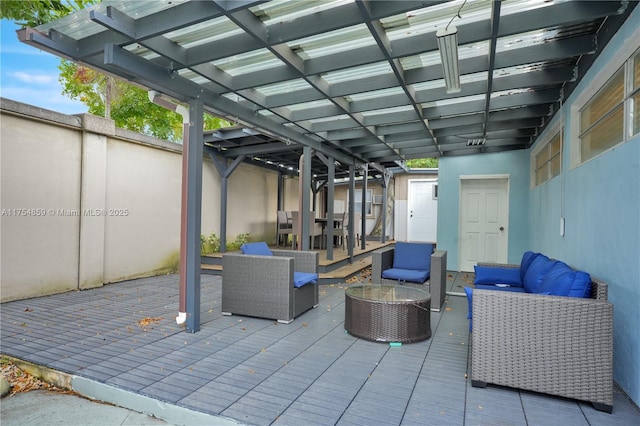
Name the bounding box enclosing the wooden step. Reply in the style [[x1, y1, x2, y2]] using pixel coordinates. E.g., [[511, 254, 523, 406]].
[[318, 256, 371, 284]]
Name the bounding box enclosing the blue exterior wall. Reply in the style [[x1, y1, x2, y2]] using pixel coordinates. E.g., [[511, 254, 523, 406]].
[[437, 6, 640, 406], [530, 6, 640, 405], [437, 150, 530, 269]]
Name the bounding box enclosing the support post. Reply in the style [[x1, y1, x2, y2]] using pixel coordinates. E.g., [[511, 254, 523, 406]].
[[182, 99, 203, 333], [382, 172, 391, 243], [326, 158, 335, 260], [348, 165, 356, 260], [360, 164, 368, 249]]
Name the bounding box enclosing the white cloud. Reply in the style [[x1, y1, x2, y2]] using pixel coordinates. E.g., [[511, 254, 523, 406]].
[[8, 71, 56, 85]]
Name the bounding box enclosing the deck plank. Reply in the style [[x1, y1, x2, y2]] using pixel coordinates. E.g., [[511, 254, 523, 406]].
[[0, 273, 637, 425]]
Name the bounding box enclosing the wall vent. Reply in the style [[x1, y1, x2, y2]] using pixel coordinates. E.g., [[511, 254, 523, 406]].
[[466, 138, 486, 146]]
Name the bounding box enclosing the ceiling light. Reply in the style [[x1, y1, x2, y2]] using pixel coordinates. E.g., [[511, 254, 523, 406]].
[[436, 26, 461, 94]]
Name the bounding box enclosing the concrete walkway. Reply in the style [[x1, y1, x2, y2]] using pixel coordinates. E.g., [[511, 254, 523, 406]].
[[1, 390, 170, 425]]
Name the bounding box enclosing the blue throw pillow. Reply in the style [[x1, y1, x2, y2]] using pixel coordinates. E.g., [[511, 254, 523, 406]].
[[293, 272, 318, 288], [523, 254, 556, 293], [473, 265, 522, 286], [536, 262, 592, 297], [519, 251, 540, 283], [240, 242, 273, 256], [392, 242, 433, 271]]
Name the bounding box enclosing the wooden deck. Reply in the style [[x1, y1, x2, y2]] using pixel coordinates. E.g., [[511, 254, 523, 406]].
[[1, 273, 638, 425], [202, 240, 393, 284]]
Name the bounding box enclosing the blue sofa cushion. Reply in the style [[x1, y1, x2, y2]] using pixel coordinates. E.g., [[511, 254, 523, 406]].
[[474, 265, 522, 286], [474, 284, 526, 293], [536, 262, 592, 297], [464, 287, 473, 331], [241, 242, 273, 256], [523, 254, 556, 293], [382, 268, 429, 284], [392, 242, 433, 271], [293, 272, 318, 288], [520, 251, 540, 283]]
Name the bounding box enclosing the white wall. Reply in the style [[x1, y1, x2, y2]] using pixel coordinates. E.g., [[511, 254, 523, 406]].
[[1, 108, 82, 298], [0, 99, 278, 302]]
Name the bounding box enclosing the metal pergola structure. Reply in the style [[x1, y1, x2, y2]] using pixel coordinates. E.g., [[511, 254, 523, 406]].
[[17, 0, 636, 331]]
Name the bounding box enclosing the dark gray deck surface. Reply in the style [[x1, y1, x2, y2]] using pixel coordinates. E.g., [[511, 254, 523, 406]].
[[1, 273, 638, 426]]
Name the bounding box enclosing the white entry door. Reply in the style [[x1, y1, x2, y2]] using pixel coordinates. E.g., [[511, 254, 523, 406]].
[[407, 179, 438, 242], [459, 177, 509, 271]]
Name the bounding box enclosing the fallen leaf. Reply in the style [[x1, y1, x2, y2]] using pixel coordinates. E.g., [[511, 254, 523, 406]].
[[137, 317, 164, 327], [0, 358, 75, 396]]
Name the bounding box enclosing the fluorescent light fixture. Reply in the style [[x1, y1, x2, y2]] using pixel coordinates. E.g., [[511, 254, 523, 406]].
[[436, 26, 461, 93]]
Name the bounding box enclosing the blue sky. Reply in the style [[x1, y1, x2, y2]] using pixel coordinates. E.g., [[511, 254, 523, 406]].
[[1, 19, 88, 115]]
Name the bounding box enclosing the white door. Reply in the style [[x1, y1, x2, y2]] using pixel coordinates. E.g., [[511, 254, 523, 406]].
[[459, 177, 509, 271], [407, 179, 438, 242]]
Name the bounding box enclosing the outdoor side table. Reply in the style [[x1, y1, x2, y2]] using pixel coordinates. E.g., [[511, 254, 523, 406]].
[[344, 284, 431, 343]]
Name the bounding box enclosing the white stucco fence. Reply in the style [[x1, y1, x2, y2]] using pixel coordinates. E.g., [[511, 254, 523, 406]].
[[0, 98, 278, 302]]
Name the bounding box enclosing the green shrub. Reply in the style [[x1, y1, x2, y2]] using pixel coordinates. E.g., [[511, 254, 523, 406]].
[[226, 233, 250, 251], [200, 232, 220, 255], [201, 232, 252, 253]]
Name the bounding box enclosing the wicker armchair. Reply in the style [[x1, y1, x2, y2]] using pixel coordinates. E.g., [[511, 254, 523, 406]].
[[371, 244, 447, 311], [471, 279, 613, 413], [222, 249, 319, 323]]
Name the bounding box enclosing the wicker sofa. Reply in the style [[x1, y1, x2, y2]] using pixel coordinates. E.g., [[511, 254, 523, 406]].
[[222, 246, 319, 324], [371, 242, 448, 311], [470, 260, 614, 413]]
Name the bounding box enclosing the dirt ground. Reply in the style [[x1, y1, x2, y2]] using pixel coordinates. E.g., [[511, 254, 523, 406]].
[[1, 357, 70, 396]]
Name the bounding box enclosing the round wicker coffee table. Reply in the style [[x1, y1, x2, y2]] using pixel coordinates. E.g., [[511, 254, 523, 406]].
[[344, 284, 431, 343]]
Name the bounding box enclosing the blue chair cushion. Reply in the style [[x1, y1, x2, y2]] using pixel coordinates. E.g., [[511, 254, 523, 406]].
[[523, 254, 556, 293], [392, 242, 433, 271], [536, 262, 592, 297], [293, 272, 318, 288], [464, 287, 473, 331], [382, 268, 429, 284], [474, 284, 526, 293], [474, 265, 522, 286], [240, 242, 273, 256]]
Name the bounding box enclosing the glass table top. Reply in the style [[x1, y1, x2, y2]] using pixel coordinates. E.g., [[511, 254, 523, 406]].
[[345, 284, 430, 302]]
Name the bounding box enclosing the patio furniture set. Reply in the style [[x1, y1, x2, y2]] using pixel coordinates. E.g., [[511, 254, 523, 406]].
[[221, 243, 614, 413]]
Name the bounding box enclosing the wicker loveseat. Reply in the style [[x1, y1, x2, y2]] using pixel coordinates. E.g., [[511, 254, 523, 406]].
[[469, 256, 614, 413], [222, 243, 319, 323], [371, 242, 448, 311]]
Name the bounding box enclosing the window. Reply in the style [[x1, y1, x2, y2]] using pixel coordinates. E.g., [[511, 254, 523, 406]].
[[534, 131, 562, 187], [354, 189, 372, 216], [578, 48, 640, 164], [633, 51, 640, 135]]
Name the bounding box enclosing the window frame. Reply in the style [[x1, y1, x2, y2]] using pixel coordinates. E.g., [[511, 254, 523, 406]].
[[532, 127, 563, 188], [571, 35, 640, 168], [353, 189, 373, 217]]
